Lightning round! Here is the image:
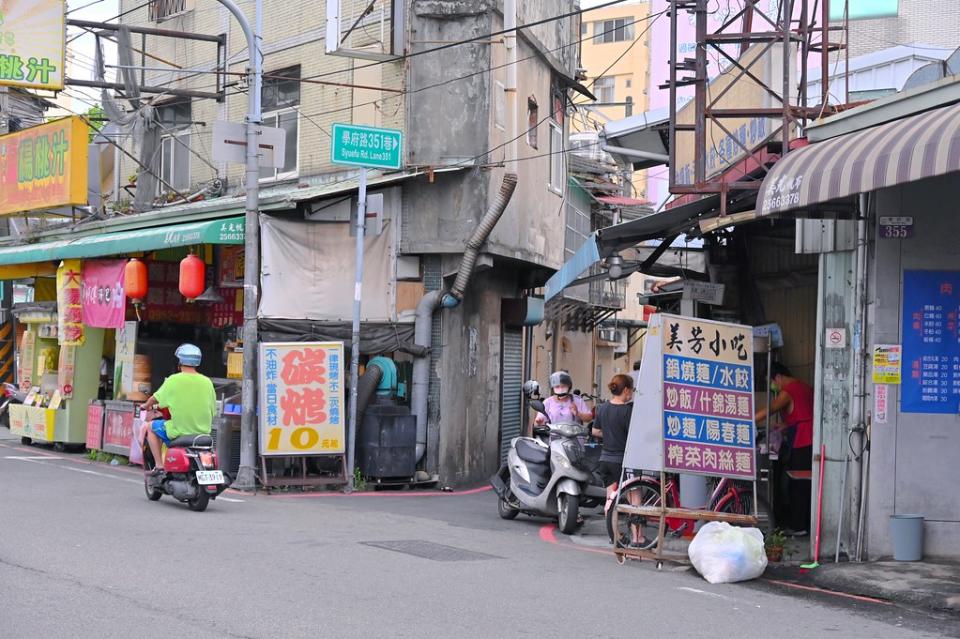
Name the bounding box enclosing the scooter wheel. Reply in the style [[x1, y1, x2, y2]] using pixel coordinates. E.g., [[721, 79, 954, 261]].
[[187, 489, 210, 512], [144, 476, 162, 501], [615, 552, 626, 566], [557, 493, 580, 535], [498, 493, 519, 520]]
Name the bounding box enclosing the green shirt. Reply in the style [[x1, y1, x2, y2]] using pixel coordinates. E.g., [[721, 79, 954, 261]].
[[153, 372, 216, 440]]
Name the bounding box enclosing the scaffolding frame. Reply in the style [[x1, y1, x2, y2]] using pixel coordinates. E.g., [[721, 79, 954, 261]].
[[666, 0, 847, 209]]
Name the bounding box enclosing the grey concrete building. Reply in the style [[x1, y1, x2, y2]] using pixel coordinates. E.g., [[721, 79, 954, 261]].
[[100, 0, 586, 486]]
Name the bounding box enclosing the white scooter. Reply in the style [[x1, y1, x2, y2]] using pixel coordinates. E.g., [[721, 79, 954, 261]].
[[490, 382, 606, 534]]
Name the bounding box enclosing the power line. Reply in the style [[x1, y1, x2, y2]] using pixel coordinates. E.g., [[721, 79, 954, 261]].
[[67, 0, 108, 15], [131, 12, 662, 132], [101, 0, 635, 96], [302, 0, 632, 84], [576, 10, 665, 106]]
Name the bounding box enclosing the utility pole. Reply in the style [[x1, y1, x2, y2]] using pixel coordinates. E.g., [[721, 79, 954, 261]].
[[212, 0, 263, 491], [346, 170, 367, 491]]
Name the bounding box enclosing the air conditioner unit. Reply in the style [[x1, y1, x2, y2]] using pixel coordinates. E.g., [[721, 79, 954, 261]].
[[597, 329, 623, 344]]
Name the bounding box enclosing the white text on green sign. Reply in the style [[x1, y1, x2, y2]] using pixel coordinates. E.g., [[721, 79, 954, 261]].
[[331, 123, 402, 170]]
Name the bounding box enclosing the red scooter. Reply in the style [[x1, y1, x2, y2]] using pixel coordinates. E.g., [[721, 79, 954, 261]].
[[141, 410, 230, 512]]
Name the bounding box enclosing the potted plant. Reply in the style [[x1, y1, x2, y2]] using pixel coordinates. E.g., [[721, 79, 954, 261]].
[[765, 529, 786, 562]]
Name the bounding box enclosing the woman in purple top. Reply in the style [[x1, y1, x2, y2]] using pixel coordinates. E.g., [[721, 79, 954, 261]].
[[533, 371, 593, 427]]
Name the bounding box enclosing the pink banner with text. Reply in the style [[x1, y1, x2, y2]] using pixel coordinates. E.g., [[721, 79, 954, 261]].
[[82, 260, 127, 329]]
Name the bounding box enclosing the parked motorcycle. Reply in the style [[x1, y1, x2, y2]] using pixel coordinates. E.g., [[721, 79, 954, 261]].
[[142, 413, 231, 512], [490, 383, 607, 534], [0, 383, 26, 435]]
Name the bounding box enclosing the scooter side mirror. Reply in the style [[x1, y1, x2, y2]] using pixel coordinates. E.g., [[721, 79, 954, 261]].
[[529, 399, 547, 416]]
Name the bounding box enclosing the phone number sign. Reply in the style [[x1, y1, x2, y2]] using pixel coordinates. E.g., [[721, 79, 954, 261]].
[[661, 315, 756, 479], [259, 342, 345, 456]]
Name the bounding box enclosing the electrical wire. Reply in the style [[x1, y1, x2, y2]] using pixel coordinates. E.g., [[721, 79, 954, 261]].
[[67, 0, 108, 15], [581, 10, 666, 94], [97, 12, 662, 132], [64, 4, 661, 207]]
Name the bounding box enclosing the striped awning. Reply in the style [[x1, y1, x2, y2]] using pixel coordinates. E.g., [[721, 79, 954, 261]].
[[757, 102, 960, 217]]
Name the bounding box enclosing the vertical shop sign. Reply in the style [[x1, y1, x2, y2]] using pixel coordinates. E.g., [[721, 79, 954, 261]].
[[114, 321, 137, 400], [259, 341, 345, 456], [82, 260, 127, 329], [661, 315, 755, 479], [57, 344, 75, 398], [874, 384, 889, 424], [17, 329, 35, 391], [902, 270, 960, 413], [86, 402, 105, 450], [56, 259, 84, 345]]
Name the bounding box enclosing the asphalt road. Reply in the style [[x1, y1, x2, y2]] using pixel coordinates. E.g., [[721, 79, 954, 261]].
[[0, 432, 956, 639]]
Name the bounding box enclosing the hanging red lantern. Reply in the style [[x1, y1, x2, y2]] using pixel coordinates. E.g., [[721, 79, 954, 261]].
[[125, 258, 148, 304], [179, 252, 206, 301]]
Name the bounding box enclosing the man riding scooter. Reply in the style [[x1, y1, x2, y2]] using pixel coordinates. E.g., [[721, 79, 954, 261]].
[[142, 343, 217, 475]]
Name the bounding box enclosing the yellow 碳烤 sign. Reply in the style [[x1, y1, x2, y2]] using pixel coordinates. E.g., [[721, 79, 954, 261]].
[[0, 1, 66, 91], [0, 117, 88, 216]]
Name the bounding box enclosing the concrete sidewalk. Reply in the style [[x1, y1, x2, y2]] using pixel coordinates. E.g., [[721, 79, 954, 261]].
[[767, 559, 960, 614]]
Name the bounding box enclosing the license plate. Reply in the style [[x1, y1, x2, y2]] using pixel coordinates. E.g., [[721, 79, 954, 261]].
[[196, 470, 224, 485]]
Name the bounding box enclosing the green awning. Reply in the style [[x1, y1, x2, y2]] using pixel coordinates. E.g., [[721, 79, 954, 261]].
[[0, 216, 245, 266]]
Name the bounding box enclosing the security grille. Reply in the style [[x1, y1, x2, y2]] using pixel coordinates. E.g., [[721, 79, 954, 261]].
[[499, 328, 523, 463]]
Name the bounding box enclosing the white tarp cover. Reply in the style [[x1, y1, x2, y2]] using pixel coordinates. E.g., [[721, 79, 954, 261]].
[[259, 216, 394, 321]]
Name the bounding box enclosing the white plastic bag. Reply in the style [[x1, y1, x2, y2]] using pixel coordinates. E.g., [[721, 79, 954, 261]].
[[687, 521, 768, 584]]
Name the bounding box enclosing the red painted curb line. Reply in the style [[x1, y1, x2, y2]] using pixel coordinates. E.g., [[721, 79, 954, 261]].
[[271, 485, 493, 499], [762, 578, 893, 605]]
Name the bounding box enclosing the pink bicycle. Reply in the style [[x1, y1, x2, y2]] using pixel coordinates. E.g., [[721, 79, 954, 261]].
[[605, 473, 753, 550]]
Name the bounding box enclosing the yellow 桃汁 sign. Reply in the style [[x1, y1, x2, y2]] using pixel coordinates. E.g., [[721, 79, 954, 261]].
[[0, 117, 88, 216], [0, 1, 66, 91]]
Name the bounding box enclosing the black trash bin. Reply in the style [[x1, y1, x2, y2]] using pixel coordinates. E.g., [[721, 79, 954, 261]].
[[357, 400, 417, 480]]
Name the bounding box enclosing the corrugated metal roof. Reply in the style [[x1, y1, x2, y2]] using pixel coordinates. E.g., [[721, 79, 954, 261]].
[[1, 168, 463, 247], [596, 195, 653, 207]]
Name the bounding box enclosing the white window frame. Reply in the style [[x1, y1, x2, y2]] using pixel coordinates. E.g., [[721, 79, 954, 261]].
[[594, 76, 616, 103], [157, 129, 191, 196], [258, 108, 300, 182], [548, 122, 564, 195], [594, 18, 633, 43]]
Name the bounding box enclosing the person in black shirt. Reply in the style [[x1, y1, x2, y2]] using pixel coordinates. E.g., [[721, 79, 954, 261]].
[[591, 373, 635, 497]]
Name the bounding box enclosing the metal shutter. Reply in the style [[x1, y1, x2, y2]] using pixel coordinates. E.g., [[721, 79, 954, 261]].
[[499, 327, 523, 463]]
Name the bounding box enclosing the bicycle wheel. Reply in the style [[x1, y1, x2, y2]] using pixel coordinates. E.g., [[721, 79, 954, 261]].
[[606, 480, 664, 551], [713, 486, 753, 515]]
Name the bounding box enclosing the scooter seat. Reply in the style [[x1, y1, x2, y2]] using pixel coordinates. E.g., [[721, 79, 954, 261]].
[[167, 434, 213, 448], [516, 438, 549, 465]]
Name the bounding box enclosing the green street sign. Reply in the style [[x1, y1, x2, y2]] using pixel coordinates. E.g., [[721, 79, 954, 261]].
[[331, 123, 403, 170]]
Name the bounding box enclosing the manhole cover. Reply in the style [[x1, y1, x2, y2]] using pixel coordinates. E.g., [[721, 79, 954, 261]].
[[360, 540, 500, 562]]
